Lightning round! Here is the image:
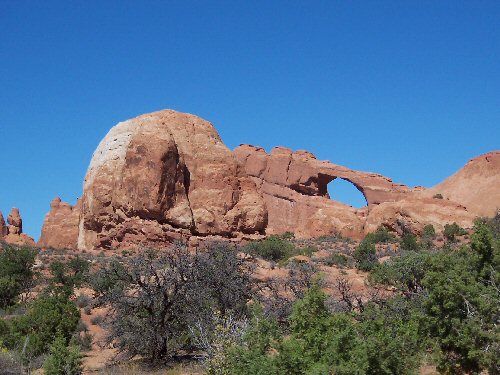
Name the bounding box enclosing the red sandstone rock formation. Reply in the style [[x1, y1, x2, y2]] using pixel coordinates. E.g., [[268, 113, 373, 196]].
[[427, 151, 500, 218], [78, 110, 267, 250], [0, 211, 8, 237], [38, 197, 81, 249], [7, 208, 22, 234], [1, 208, 35, 247], [363, 197, 476, 235], [233, 144, 414, 238], [38, 109, 500, 250]]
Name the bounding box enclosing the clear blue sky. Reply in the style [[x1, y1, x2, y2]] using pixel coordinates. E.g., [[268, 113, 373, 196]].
[[1, 1, 499, 240]]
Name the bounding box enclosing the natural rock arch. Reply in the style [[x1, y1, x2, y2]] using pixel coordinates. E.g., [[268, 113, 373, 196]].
[[326, 177, 368, 208]]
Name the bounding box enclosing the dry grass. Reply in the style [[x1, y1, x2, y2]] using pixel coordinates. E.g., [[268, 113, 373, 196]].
[[86, 360, 204, 375]]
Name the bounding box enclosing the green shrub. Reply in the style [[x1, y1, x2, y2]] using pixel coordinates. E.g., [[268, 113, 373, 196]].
[[400, 233, 420, 251], [365, 226, 396, 244], [43, 336, 83, 375], [225, 284, 424, 375], [9, 291, 80, 356], [0, 244, 37, 309], [324, 253, 349, 268], [443, 222, 467, 242], [353, 239, 377, 271], [369, 251, 431, 295], [49, 257, 89, 291], [244, 235, 296, 262], [244, 235, 316, 263], [422, 224, 436, 238]]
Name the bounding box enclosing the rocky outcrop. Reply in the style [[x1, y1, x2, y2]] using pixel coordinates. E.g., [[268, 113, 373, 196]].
[[7, 208, 22, 234], [78, 110, 267, 250], [427, 151, 500, 218], [234, 144, 415, 238], [38, 198, 81, 249], [363, 197, 476, 235], [0, 211, 8, 237], [1, 208, 35, 247], [38, 109, 499, 250]]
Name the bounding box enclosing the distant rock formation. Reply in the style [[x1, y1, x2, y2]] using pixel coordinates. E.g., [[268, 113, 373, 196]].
[[0, 211, 8, 237], [428, 151, 500, 218], [38, 109, 500, 250], [0, 208, 35, 246], [38, 197, 81, 249]]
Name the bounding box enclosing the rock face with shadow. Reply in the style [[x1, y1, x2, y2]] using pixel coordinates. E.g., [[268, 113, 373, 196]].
[[76, 110, 266, 250], [38, 109, 498, 250]]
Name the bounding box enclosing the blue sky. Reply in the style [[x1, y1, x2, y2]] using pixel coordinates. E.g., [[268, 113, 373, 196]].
[[1, 1, 499, 240]]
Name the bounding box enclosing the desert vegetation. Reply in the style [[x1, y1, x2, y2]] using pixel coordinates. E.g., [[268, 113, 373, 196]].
[[0, 214, 498, 374]]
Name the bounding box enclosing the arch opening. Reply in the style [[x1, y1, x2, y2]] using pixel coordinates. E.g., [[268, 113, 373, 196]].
[[327, 178, 368, 208]]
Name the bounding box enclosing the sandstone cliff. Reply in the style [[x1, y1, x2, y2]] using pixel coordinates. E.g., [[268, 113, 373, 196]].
[[37, 109, 500, 250]]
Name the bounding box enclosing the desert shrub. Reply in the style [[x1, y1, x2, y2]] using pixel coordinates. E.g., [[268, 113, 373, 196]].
[[433, 193, 443, 199], [0, 244, 37, 309], [90, 315, 104, 326], [422, 224, 436, 238], [365, 226, 396, 244], [353, 239, 377, 271], [76, 320, 87, 333], [8, 290, 80, 356], [299, 245, 317, 258], [225, 284, 423, 375], [352, 227, 398, 272], [324, 253, 349, 268], [369, 251, 431, 296], [76, 294, 91, 308], [91, 242, 253, 363], [258, 262, 318, 324], [49, 256, 89, 291], [0, 349, 21, 375], [189, 311, 249, 374], [43, 336, 83, 375], [443, 222, 467, 242], [400, 233, 420, 251], [73, 331, 93, 351], [244, 235, 296, 262], [243, 234, 316, 263], [370, 219, 500, 374]]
